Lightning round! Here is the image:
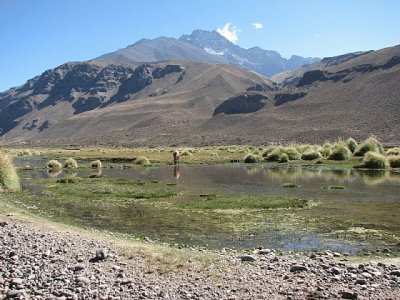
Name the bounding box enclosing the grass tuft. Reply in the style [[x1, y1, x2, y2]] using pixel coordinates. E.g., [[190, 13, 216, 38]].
[[64, 158, 78, 169], [346, 138, 358, 153], [328, 143, 352, 161], [90, 160, 102, 168], [244, 154, 260, 163], [135, 156, 151, 166], [363, 152, 389, 169], [0, 152, 21, 192], [354, 136, 384, 157], [386, 147, 400, 156], [388, 155, 400, 168], [47, 160, 62, 170], [301, 150, 322, 161]]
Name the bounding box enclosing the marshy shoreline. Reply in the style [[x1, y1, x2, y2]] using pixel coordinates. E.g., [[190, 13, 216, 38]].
[[1, 215, 400, 300]]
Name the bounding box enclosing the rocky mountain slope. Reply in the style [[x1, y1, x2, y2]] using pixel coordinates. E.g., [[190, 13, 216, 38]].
[[180, 30, 320, 77], [94, 29, 319, 77], [0, 43, 399, 147]]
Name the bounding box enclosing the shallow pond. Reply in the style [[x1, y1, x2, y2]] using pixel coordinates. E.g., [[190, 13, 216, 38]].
[[15, 160, 400, 252]]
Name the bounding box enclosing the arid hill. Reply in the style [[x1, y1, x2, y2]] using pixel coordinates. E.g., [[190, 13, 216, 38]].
[[0, 45, 399, 147]]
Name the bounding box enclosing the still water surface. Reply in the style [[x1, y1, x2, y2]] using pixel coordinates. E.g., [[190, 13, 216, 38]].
[[18, 161, 400, 252]]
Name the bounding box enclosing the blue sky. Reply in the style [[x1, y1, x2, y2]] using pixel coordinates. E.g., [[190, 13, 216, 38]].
[[1, 0, 399, 92]]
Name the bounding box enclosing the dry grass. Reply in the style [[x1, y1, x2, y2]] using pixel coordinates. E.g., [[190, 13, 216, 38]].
[[0, 152, 20, 192]]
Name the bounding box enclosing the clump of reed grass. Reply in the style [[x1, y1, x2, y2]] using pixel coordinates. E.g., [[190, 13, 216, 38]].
[[90, 160, 102, 168], [301, 150, 322, 161], [386, 147, 400, 156], [346, 138, 358, 153], [279, 153, 289, 163], [47, 159, 62, 170], [282, 146, 301, 160], [180, 149, 193, 156], [328, 143, 352, 161], [388, 155, 400, 168], [265, 148, 283, 162], [64, 158, 78, 169], [0, 152, 21, 192], [363, 152, 389, 169], [135, 156, 150, 166], [354, 136, 384, 156], [244, 154, 260, 163]]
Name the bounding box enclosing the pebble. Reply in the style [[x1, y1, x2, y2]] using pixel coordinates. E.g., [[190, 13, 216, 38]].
[[290, 265, 309, 272], [0, 219, 399, 299]]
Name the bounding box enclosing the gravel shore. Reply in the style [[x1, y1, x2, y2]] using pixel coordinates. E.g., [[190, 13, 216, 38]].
[[1, 218, 399, 300]]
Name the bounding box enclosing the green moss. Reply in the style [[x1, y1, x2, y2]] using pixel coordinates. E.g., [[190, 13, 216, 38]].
[[177, 195, 312, 210], [282, 183, 299, 188]]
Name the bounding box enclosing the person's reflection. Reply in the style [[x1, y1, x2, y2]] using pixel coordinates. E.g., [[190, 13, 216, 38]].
[[173, 166, 180, 179]]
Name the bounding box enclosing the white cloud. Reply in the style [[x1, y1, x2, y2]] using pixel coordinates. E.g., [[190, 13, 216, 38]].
[[216, 23, 239, 43], [252, 22, 263, 30]]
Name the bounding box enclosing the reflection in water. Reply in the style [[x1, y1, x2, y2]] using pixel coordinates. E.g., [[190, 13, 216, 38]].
[[91, 168, 102, 177], [47, 168, 62, 178], [16, 158, 400, 252], [173, 166, 180, 179]]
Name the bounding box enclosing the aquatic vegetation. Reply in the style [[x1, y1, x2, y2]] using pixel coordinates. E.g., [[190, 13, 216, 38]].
[[282, 183, 299, 188], [64, 158, 78, 169], [177, 195, 312, 210], [0, 152, 20, 192]]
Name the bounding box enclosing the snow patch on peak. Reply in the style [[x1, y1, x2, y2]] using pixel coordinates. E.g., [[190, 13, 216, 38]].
[[204, 48, 225, 56]]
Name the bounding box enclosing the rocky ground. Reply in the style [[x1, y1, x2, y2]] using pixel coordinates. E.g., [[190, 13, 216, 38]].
[[0, 218, 399, 300]]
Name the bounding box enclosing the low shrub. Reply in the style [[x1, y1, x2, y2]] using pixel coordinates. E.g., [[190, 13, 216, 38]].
[[180, 149, 193, 156], [363, 152, 389, 169], [328, 144, 351, 161], [244, 154, 260, 163], [388, 155, 400, 168], [354, 136, 384, 156], [0, 152, 20, 192], [346, 138, 358, 153], [135, 156, 150, 166], [90, 160, 102, 168], [301, 150, 322, 161], [64, 158, 78, 169]]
